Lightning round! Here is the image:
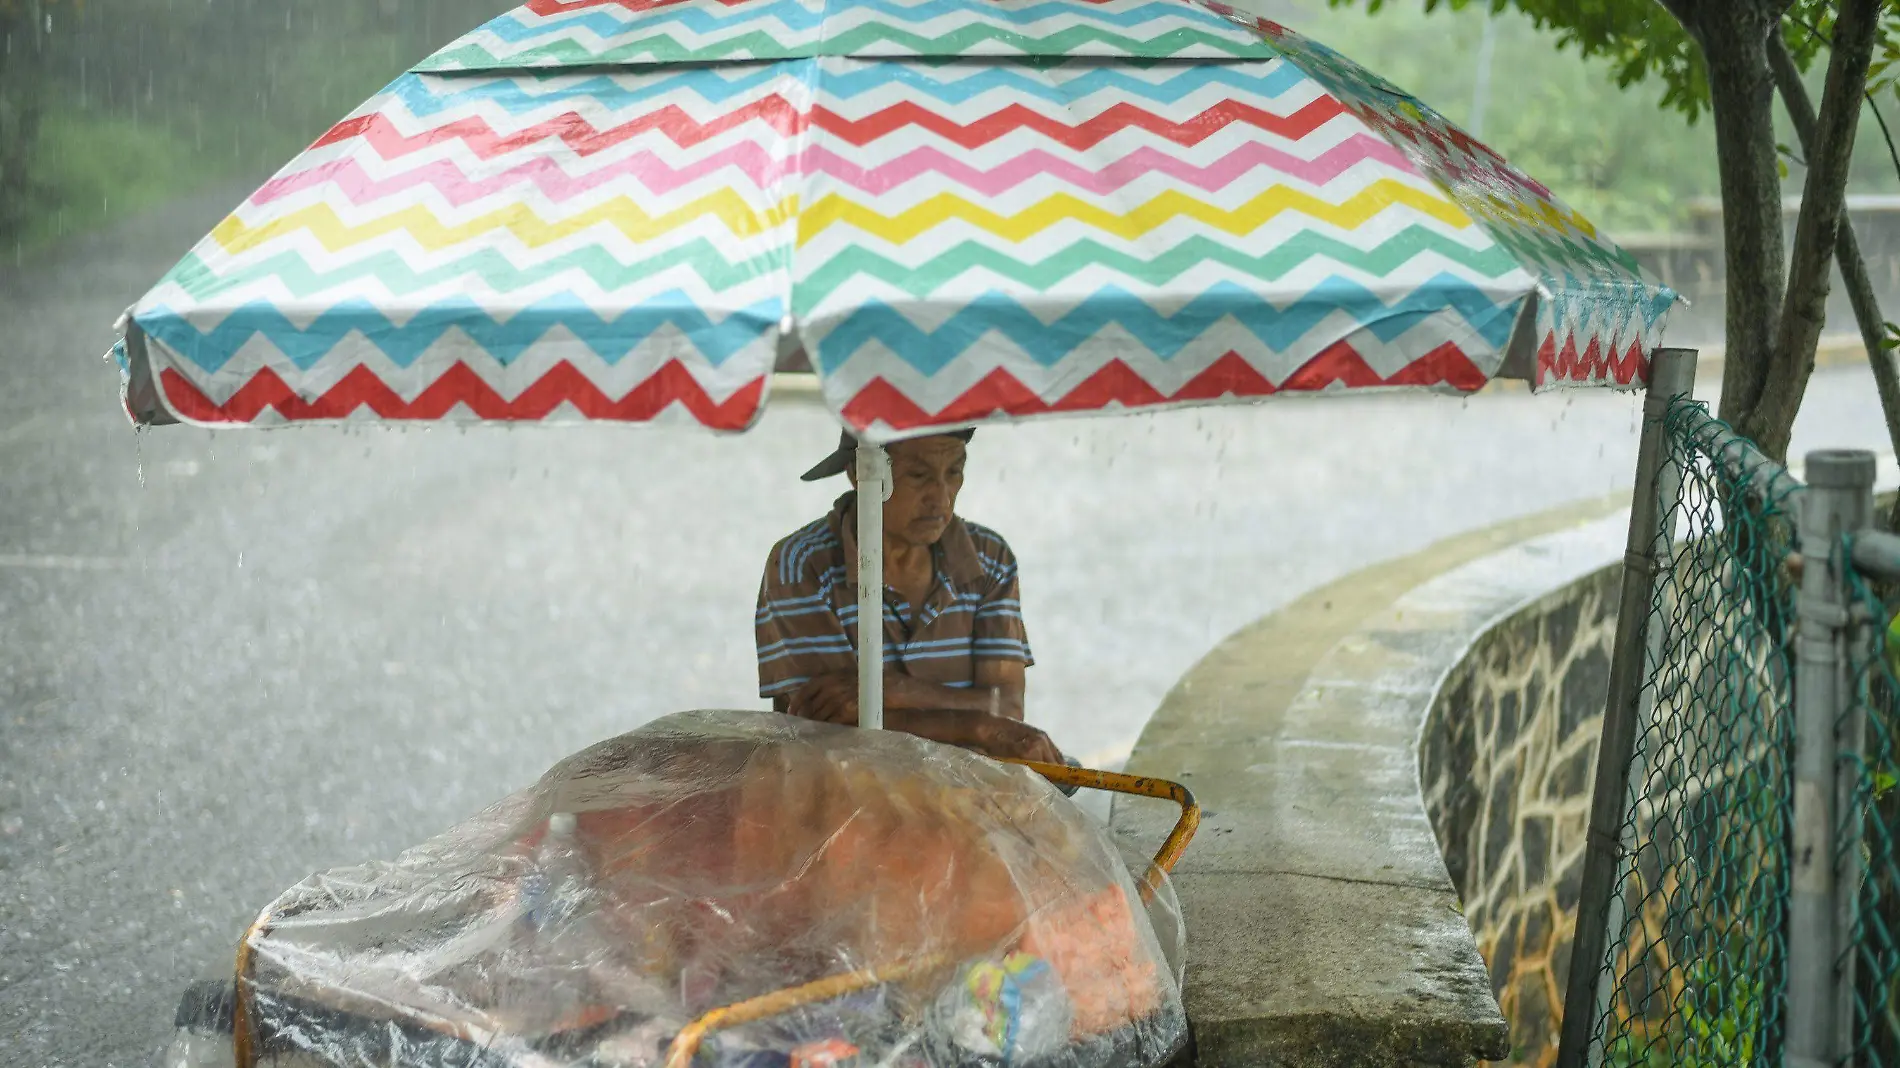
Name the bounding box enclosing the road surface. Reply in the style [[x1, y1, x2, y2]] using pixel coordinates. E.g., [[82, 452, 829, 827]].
[[2, 186, 1893, 1066]]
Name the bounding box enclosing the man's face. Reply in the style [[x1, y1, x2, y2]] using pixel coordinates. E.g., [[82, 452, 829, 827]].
[[871, 436, 966, 547]]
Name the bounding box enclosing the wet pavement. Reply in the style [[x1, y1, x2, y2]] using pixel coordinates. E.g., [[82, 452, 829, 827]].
[[2, 184, 1895, 1066]]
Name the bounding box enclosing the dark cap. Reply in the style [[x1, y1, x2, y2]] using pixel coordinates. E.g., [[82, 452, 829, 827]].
[[799, 427, 976, 481]]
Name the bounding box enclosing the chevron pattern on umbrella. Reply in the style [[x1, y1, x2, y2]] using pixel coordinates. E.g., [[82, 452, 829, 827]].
[[119, 0, 1676, 438], [416, 0, 1284, 68]]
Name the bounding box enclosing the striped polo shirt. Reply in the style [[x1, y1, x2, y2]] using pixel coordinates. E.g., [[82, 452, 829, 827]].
[[756, 492, 1033, 699]]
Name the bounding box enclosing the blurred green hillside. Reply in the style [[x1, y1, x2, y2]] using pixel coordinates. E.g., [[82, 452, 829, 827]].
[[0, 0, 511, 257]]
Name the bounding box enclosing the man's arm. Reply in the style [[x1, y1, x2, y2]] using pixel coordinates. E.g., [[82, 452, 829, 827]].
[[787, 669, 1020, 720], [888, 668, 1023, 719], [785, 670, 1059, 762], [967, 526, 1033, 720]]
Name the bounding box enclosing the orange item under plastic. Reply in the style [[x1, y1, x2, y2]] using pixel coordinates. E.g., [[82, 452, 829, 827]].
[[790, 1037, 861, 1068], [1022, 884, 1162, 1037]]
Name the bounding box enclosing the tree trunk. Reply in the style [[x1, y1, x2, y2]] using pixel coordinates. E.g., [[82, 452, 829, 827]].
[[1742, 0, 1884, 461], [1686, 6, 1790, 431], [1769, 30, 1900, 524]]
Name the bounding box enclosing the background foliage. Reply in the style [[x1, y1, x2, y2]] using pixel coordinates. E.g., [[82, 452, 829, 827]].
[[1306, 0, 1900, 232], [0, 0, 509, 255]]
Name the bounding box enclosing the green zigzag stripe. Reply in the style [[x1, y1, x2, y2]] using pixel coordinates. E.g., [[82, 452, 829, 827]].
[[1488, 226, 1638, 275], [792, 228, 1521, 314], [155, 226, 1517, 307], [155, 227, 1518, 305], [156, 240, 791, 302], [416, 24, 1280, 69]]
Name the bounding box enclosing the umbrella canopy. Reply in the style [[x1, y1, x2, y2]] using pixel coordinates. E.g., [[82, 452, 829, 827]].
[[115, 0, 1675, 442]]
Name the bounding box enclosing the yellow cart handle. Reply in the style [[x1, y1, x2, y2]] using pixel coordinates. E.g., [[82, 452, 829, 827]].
[[997, 759, 1201, 887], [663, 955, 951, 1068]]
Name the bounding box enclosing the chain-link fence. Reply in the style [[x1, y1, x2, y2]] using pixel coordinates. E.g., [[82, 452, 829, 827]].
[[1577, 397, 1800, 1068], [1845, 541, 1900, 1068], [1558, 377, 1900, 1068]]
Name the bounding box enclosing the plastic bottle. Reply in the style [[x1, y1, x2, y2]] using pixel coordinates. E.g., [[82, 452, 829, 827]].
[[524, 811, 589, 933], [514, 811, 597, 1029]]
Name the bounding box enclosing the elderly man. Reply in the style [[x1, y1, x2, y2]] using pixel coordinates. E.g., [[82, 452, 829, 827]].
[[755, 429, 1064, 763]]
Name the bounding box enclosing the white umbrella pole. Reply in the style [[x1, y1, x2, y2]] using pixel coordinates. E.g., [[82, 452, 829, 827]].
[[854, 442, 889, 730]]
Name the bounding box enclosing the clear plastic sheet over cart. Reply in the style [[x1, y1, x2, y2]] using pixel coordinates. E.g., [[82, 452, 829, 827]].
[[228, 711, 1198, 1068]]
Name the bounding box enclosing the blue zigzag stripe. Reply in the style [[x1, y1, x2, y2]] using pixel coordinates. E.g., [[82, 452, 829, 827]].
[[137, 292, 782, 373], [461, 0, 1246, 45], [388, 68, 788, 116], [812, 275, 1521, 374], [382, 61, 1304, 120]]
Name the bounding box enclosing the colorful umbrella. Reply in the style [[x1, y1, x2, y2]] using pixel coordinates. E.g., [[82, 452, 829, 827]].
[[111, 0, 1676, 727]]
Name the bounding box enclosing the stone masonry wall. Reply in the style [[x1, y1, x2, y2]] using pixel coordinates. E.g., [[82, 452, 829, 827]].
[[1418, 564, 1620, 1068]]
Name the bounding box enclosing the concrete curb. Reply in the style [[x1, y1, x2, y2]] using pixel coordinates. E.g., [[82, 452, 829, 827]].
[[1112, 494, 1633, 1068], [1692, 333, 1870, 381]]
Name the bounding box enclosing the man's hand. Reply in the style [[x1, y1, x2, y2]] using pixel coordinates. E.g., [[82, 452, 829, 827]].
[[784, 670, 1062, 764], [970, 716, 1064, 764], [786, 672, 859, 725]]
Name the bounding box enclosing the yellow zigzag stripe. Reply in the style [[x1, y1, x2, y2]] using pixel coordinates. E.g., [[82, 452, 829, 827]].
[[209, 193, 801, 256], [1386, 98, 1599, 238], [797, 179, 1474, 246], [1446, 187, 1599, 240]]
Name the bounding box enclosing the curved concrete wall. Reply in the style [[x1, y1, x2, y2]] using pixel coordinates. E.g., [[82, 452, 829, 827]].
[[1112, 498, 1628, 1068]]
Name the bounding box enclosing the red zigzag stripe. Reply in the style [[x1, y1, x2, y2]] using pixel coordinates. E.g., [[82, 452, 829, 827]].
[[317, 99, 806, 160], [160, 363, 766, 428], [1536, 330, 1647, 386], [840, 341, 1488, 431], [316, 96, 1349, 162], [819, 97, 1348, 152]]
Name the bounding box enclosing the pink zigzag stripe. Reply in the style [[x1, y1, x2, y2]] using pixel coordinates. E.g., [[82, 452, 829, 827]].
[[249, 133, 1412, 209]]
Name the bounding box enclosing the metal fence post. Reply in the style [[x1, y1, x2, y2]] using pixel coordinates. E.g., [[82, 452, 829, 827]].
[[1556, 347, 1699, 1068], [1788, 449, 1875, 1068]]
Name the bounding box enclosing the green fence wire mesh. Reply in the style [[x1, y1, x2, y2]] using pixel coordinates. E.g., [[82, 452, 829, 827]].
[[1587, 398, 1801, 1068], [1844, 549, 1900, 1067]]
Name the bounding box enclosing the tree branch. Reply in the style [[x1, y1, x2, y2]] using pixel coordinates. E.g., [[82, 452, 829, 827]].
[[1697, 8, 1791, 426], [1744, 0, 1884, 460], [1786, 9, 1900, 182], [1769, 28, 1900, 484], [1655, 0, 1701, 36], [1869, 89, 1900, 186]]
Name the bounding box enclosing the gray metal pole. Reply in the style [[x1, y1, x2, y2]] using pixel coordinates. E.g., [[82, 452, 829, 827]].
[[1787, 449, 1874, 1068], [855, 442, 890, 730], [1556, 347, 1699, 1068]]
